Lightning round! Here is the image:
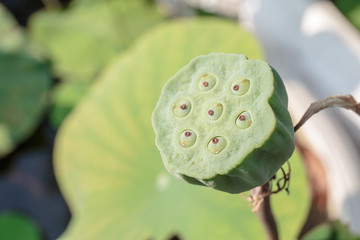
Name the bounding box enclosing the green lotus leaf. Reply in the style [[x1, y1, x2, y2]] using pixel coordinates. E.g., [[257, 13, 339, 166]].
[[55, 18, 308, 240], [0, 212, 41, 240], [152, 53, 294, 193], [50, 81, 89, 128], [0, 5, 51, 157], [0, 52, 50, 157], [303, 221, 360, 240], [29, 0, 163, 81]]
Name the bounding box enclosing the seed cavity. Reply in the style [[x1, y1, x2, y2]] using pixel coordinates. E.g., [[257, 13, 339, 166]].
[[207, 103, 223, 121], [198, 74, 216, 91], [207, 136, 227, 154], [236, 111, 252, 129], [180, 129, 197, 148], [173, 99, 191, 118], [231, 79, 250, 96]]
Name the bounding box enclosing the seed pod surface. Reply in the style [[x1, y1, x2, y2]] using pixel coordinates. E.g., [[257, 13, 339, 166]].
[[152, 53, 294, 193]]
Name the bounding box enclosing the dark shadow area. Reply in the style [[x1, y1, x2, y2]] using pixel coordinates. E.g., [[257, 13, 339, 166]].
[[0, 118, 70, 240], [168, 235, 181, 240], [0, 0, 73, 26]]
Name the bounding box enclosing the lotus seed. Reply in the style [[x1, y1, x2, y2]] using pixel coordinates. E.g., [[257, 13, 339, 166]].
[[231, 79, 250, 96], [198, 74, 216, 91], [236, 111, 252, 129], [207, 103, 223, 121], [180, 129, 197, 148], [207, 136, 227, 154], [173, 99, 191, 118]]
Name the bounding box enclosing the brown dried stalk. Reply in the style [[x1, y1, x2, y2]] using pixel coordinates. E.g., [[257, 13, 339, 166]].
[[294, 94, 360, 132], [244, 164, 291, 240], [247, 94, 359, 240], [245, 163, 291, 212], [251, 183, 279, 240]]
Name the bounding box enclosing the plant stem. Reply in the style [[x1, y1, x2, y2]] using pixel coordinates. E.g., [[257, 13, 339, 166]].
[[294, 94, 360, 132], [250, 95, 359, 239], [296, 142, 328, 239], [253, 183, 279, 240]]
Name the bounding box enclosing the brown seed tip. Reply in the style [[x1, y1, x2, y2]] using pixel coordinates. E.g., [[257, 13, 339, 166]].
[[184, 131, 191, 137], [233, 85, 239, 91], [208, 110, 214, 116], [239, 115, 246, 121], [212, 138, 219, 144], [203, 81, 209, 87], [180, 104, 187, 110]]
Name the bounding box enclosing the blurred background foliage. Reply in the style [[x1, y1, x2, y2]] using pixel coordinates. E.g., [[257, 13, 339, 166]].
[[333, 0, 360, 31], [303, 221, 360, 240], [0, 0, 360, 239], [0, 211, 42, 240], [29, 0, 164, 128], [0, 3, 50, 157]]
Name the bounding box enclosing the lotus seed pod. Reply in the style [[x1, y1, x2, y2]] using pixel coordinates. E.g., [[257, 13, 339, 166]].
[[152, 53, 294, 194]]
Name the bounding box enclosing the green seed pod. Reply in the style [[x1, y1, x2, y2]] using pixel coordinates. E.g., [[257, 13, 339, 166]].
[[152, 53, 294, 194]]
